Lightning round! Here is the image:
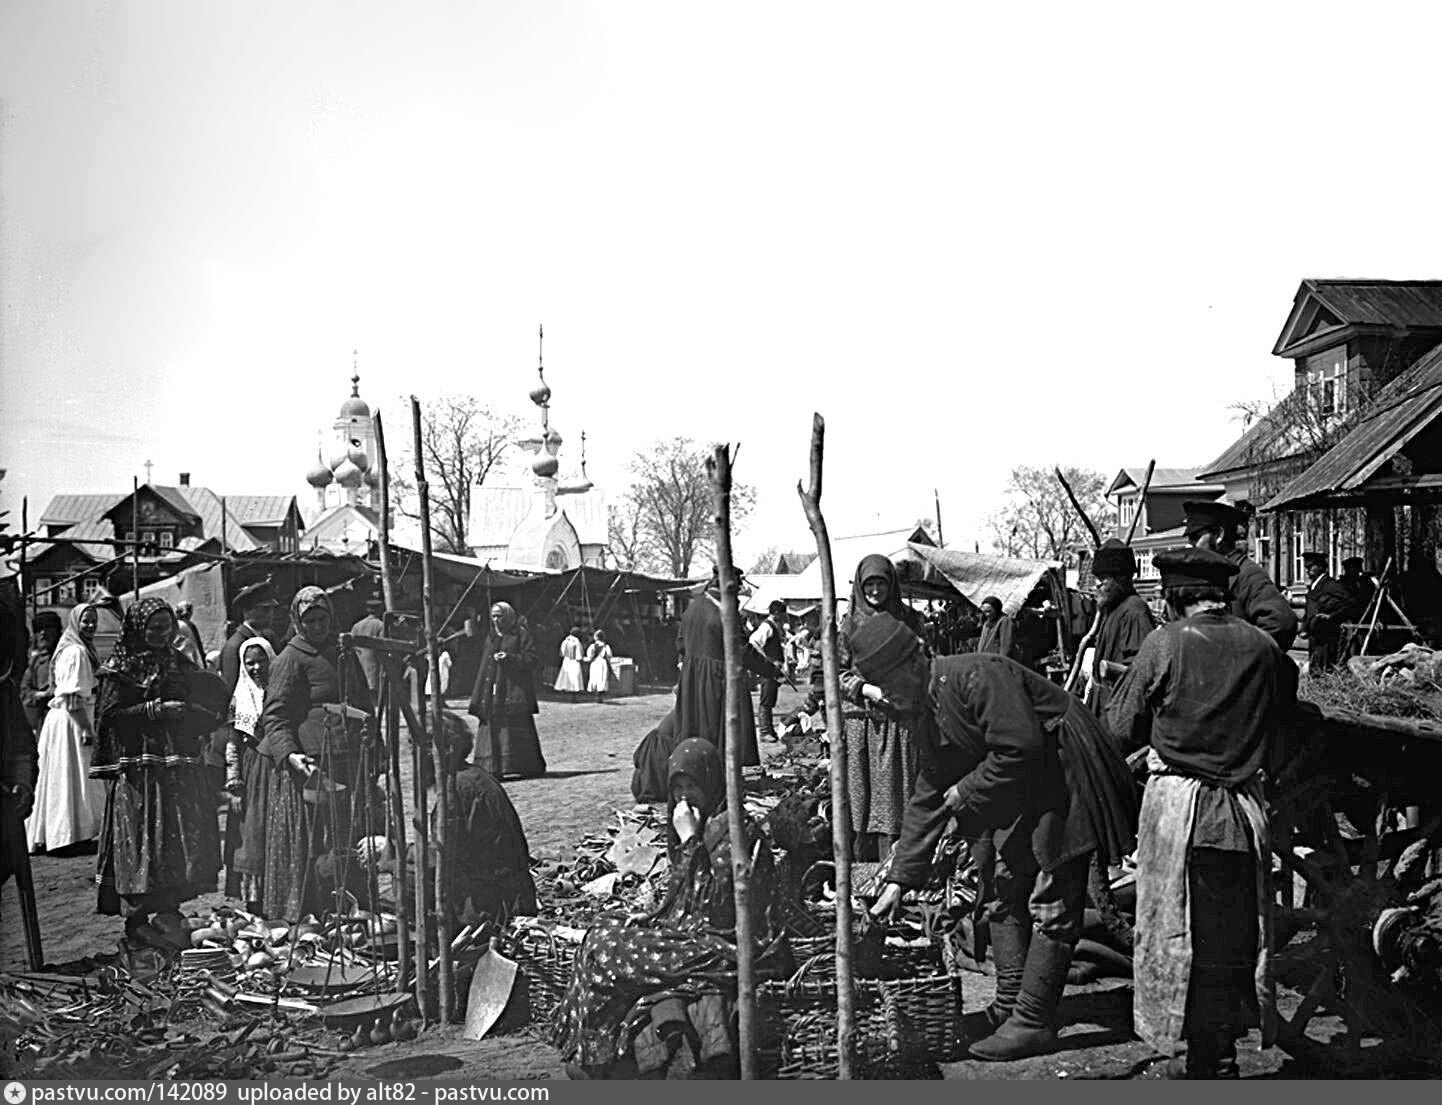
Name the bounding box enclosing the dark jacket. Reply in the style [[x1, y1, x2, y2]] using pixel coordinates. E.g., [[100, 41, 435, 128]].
[[259, 635, 371, 762], [1106, 610, 1295, 786], [19, 647, 53, 735], [1089, 592, 1155, 715], [1228, 550, 1297, 652], [890, 653, 1113, 887], [468, 625, 540, 721], [1303, 574, 1353, 645]]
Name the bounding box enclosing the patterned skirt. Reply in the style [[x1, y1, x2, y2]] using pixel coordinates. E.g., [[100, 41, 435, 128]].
[[844, 711, 919, 839], [95, 763, 222, 915]]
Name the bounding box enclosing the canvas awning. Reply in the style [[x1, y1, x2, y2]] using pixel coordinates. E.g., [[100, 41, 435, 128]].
[[903, 543, 1059, 617]]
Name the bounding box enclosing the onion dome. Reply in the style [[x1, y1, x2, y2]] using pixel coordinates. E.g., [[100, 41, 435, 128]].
[[306, 462, 335, 488], [346, 441, 370, 471], [340, 371, 370, 419], [334, 458, 364, 488], [364, 466, 381, 489], [531, 452, 559, 478]]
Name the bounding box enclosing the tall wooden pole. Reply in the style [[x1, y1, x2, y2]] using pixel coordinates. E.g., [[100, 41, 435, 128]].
[[796, 413, 856, 1078], [411, 396, 454, 1024], [708, 444, 758, 1080], [131, 476, 140, 598], [934, 488, 944, 548], [20, 497, 31, 617], [372, 412, 411, 993]]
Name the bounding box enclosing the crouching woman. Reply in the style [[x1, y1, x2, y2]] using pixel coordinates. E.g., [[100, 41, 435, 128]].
[[553, 738, 779, 1079]]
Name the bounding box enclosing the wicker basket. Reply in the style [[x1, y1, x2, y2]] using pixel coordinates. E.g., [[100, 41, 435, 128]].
[[758, 954, 964, 1077], [506, 926, 579, 1027]]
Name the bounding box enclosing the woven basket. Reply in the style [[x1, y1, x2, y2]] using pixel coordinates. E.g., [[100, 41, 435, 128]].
[[507, 927, 579, 1027], [758, 954, 964, 1077]]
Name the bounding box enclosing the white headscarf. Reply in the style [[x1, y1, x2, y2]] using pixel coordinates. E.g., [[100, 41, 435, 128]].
[[232, 635, 275, 738]]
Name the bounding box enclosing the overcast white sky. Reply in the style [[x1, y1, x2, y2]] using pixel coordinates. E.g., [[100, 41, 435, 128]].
[[4, 1, 1442, 567]]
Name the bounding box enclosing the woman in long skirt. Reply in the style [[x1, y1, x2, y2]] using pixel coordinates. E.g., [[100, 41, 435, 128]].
[[468, 602, 546, 779], [585, 630, 613, 703], [224, 636, 274, 910], [92, 598, 220, 950], [27, 603, 105, 852], [260, 587, 372, 921], [554, 627, 584, 698]]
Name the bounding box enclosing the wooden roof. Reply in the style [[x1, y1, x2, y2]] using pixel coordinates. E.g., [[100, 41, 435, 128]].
[[1263, 340, 1442, 511], [1273, 279, 1442, 357], [1106, 467, 1223, 497]]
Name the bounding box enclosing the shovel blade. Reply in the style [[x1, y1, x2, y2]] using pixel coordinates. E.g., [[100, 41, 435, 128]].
[[462, 946, 518, 1041]]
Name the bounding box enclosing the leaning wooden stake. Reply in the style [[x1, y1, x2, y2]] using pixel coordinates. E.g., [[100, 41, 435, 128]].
[[708, 444, 758, 1080], [372, 411, 412, 995], [796, 413, 856, 1079], [411, 396, 454, 1024]]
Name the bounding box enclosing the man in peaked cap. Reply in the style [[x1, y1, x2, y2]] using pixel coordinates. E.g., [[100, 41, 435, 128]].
[[1184, 500, 1297, 652], [1301, 552, 1353, 674], [860, 614, 1136, 1062], [1106, 546, 1296, 1078], [1085, 539, 1155, 716], [1339, 556, 1376, 625]]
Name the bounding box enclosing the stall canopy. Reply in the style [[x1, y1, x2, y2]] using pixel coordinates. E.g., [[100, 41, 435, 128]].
[[904, 544, 1059, 616]]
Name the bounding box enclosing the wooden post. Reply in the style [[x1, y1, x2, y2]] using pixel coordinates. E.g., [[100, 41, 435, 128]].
[[795, 414, 856, 1079], [707, 444, 758, 1080], [373, 411, 411, 993], [20, 497, 30, 618], [411, 396, 454, 1024], [131, 476, 140, 598]]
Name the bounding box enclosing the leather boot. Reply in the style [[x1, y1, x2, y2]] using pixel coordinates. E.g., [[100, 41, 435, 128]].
[[979, 919, 1031, 1031], [968, 932, 1074, 1061], [758, 705, 776, 741], [1164, 1031, 1236, 1079]]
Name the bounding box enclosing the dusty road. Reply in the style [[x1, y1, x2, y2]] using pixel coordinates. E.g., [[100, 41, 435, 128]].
[[2, 688, 1417, 1079]]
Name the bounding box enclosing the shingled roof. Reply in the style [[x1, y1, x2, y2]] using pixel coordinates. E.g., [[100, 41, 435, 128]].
[[1273, 279, 1442, 357]]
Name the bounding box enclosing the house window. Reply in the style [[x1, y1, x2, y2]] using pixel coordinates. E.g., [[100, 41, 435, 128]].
[[33, 577, 52, 600], [159, 531, 175, 550], [82, 578, 101, 600], [1305, 347, 1348, 419], [1135, 550, 1158, 580], [1118, 496, 1135, 529], [1254, 533, 1271, 575]]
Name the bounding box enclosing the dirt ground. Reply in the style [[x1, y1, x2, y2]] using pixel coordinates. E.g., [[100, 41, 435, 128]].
[[2, 688, 1428, 1079]]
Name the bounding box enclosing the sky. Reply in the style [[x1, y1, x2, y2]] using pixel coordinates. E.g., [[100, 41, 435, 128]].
[[4, 1, 1442, 569]]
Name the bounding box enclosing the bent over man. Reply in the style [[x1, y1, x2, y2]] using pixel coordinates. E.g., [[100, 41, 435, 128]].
[[860, 614, 1136, 1061], [1106, 546, 1295, 1079]]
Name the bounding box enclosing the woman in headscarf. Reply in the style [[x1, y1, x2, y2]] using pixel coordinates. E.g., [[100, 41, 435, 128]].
[[553, 738, 781, 1080], [260, 587, 373, 920], [554, 626, 584, 699], [224, 636, 274, 911], [467, 602, 545, 779], [92, 597, 220, 948], [807, 554, 928, 858], [27, 603, 105, 852]]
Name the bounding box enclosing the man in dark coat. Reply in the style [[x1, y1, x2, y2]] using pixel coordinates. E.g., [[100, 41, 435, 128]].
[[1339, 556, 1376, 624], [19, 611, 62, 734], [1301, 552, 1353, 673], [1184, 501, 1297, 652], [209, 581, 279, 789], [1106, 546, 1295, 1078], [1086, 540, 1155, 716], [862, 614, 1136, 1062]]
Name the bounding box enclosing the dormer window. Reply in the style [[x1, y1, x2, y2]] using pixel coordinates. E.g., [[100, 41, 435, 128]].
[[1304, 346, 1347, 419], [1118, 496, 1136, 528]]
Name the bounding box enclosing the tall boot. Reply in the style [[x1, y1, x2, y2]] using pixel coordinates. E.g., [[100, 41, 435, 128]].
[[967, 931, 1074, 1061], [1165, 1031, 1237, 1079], [980, 919, 1031, 1031], [757, 704, 775, 741]]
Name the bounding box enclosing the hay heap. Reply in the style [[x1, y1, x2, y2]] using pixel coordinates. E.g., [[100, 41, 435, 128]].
[[1301, 645, 1442, 722]]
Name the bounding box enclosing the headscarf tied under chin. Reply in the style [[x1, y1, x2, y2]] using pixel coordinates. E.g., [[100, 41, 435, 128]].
[[666, 737, 725, 819], [101, 595, 182, 688], [57, 602, 100, 672], [232, 636, 275, 739], [490, 602, 518, 634], [849, 554, 907, 626]]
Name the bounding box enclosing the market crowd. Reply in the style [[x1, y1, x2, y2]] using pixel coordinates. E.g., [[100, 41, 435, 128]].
[[0, 496, 1369, 1080]]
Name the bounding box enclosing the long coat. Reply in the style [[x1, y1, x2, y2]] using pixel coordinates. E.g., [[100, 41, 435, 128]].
[[1087, 592, 1155, 716], [675, 595, 762, 768], [467, 626, 540, 722], [1303, 574, 1354, 672]]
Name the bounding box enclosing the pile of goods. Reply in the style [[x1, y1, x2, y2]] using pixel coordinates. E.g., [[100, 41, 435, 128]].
[[1302, 646, 1442, 722]]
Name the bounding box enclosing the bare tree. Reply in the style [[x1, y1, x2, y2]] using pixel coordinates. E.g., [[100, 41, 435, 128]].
[[616, 436, 756, 577], [986, 465, 1107, 563], [606, 490, 651, 572], [389, 395, 522, 554], [748, 546, 783, 574]]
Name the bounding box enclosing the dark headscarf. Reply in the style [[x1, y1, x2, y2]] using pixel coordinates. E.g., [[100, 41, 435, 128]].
[[667, 737, 725, 818], [100, 596, 183, 688], [849, 554, 908, 626]]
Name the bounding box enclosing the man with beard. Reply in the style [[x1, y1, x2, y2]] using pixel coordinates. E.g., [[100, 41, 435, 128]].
[[1183, 501, 1296, 652], [1086, 539, 1155, 716]]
